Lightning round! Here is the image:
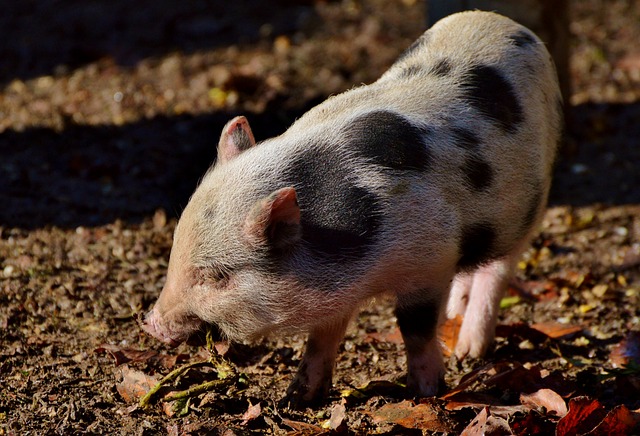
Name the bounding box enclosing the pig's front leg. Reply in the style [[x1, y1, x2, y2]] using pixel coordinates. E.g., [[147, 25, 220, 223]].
[[285, 314, 352, 406], [395, 289, 448, 397]]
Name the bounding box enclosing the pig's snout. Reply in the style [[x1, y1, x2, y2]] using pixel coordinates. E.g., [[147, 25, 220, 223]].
[[142, 306, 208, 347], [143, 308, 180, 347]]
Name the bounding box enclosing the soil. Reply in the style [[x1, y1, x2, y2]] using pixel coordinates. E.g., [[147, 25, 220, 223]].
[[1, 0, 639, 434]]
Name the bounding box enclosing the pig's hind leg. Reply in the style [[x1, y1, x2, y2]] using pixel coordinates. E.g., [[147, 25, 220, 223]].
[[453, 246, 525, 359], [446, 273, 473, 319], [285, 314, 352, 406]]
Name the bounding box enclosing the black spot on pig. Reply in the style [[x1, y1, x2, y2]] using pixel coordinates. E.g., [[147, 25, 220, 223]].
[[428, 58, 452, 76], [396, 31, 430, 63], [348, 110, 432, 172], [457, 223, 497, 269], [287, 149, 382, 262], [451, 127, 481, 150], [509, 30, 537, 47], [462, 155, 494, 191], [461, 65, 524, 134], [395, 300, 439, 340]]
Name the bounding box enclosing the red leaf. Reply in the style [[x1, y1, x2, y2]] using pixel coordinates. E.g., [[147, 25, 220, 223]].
[[556, 397, 607, 436], [588, 404, 639, 436], [510, 410, 557, 436]]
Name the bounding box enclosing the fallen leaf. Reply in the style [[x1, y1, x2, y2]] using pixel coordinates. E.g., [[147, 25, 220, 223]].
[[443, 361, 514, 399], [241, 401, 262, 425], [530, 322, 584, 339], [96, 343, 189, 369], [364, 327, 404, 345], [556, 397, 607, 436], [326, 402, 346, 430], [461, 407, 512, 436], [444, 393, 533, 419], [510, 410, 557, 436], [282, 418, 327, 436], [520, 388, 568, 417], [440, 315, 462, 357], [340, 380, 404, 401], [116, 365, 160, 403], [499, 295, 521, 309], [96, 343, 158, 366], [370, 399, 453, 432], [588, 404, 638, 436], [495, 323, 549, 343], [610, 331, 640, 368]]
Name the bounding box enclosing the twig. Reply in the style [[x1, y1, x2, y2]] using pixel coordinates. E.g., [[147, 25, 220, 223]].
[[139, 327, 239, 409]]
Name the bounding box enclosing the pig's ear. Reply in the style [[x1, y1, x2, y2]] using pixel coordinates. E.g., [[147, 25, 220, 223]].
[[217, 116, 256, 164], [244, 187, 302, 249]]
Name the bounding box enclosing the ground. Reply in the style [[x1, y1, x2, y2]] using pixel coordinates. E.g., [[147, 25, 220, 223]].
[[1, 0, 640, 434]]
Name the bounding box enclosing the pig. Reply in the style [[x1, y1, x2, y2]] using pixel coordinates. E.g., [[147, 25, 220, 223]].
[[143, 10, 563, 405]]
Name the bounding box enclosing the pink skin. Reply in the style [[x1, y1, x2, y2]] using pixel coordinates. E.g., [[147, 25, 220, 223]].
[[142, 307, 204, 347], [447, 242, 528, 359]]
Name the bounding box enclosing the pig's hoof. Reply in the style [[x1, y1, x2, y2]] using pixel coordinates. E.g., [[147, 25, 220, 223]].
[[405, 374, 447, 398], [454, 335, 491, 360], [281, 377, 329, 409]]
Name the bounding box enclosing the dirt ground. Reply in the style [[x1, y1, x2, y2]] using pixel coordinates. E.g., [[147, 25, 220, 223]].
[[1, 1, 640, 434]]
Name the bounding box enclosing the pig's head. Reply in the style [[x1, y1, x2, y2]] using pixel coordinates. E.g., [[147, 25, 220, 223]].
[[143, 116, 312, 346]]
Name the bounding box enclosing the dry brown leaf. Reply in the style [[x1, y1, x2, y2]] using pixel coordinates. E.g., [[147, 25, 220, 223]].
[[370, 399, 453, 432], [363, 327, 404, 345], [461, 407, 512, 436], [442, 361, 513, 399], [96, 343, 158, 366], [328, 402, 346, 430], [530, 322, 584, 339], [282, 419, 327, 436], [116, 365, 160, 403], [440, 315, 462, 357], [241, 401, 262, 425], [520, 388, 568, 417], [96, 343, 189, 369]]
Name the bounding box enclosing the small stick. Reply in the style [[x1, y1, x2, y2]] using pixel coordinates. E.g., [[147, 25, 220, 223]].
[[139, 328, 238, 409]]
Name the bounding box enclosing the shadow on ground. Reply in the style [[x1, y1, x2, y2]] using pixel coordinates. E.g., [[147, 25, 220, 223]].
[[0, 0, 317, 85], [0, 108, 306, 229], [1, 101, 638, 230]]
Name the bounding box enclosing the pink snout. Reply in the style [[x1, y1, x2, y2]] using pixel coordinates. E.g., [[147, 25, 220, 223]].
[[142, 308, 192, 347]]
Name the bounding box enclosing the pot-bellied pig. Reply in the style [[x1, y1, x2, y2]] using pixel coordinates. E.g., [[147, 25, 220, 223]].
[[143, 10, 563, 404]]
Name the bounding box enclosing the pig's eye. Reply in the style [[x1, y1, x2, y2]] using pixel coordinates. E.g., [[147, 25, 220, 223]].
[[195, 267, 231, 286], [211, 268, 231, 285]]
